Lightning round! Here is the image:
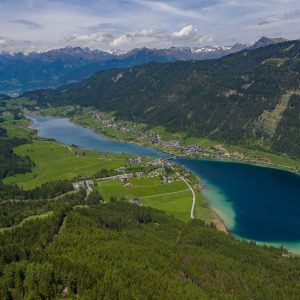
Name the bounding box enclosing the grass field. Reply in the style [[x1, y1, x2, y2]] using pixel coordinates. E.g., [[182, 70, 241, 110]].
[[95, 176, 195, 222], [0, 113, 33, 139], [3, 140, 132, 189]]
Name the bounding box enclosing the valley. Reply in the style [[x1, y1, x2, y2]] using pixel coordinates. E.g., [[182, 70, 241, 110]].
[[25, 40, 300, 160], [20, 111, 300, 252], [0, 38, 300, 299], [39, 105, 300, 174], [0, 107, 213, 225]]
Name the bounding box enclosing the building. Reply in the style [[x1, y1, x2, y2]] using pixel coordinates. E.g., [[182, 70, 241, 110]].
[[72, 181, 85, 190], [167, 176, 173, 183], [128, 157, 142, 165], [118, 173, 133, 179], [129, 198, 142, 206], [152, 158, 163, 167], [260, 157, 271, 163]]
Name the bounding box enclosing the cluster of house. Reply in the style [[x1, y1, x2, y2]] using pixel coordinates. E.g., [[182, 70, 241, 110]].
[[89, 111, 247, 161], [72, 179, 94, 190], [159, 141, 247, 161], [92, 112, 144, 135], [183, 144, 211, 156], [128, 157, 142, 165], [152, 134, 181, 149], [89, 109, 261, 163]]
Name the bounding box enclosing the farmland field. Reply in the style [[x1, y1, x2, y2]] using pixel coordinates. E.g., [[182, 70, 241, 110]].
[[95, 176, 194, 222], [4, 140, 133, 189]]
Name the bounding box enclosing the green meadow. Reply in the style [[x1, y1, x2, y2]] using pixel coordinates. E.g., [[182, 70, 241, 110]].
[[0, 113, 33, 139], [4, 140, 131, 189], [95, 176, 194, 222], [0, 110, 226, 225]]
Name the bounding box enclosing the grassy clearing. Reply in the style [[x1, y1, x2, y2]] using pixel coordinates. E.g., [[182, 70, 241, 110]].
[[142, 190, 192, 222], [3, 140, 131, 189], [95, 176, 194, 222], [0, 113, 34, 139], [151, 125, 186, 141]]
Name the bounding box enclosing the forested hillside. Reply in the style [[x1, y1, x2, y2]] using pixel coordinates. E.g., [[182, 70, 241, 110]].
[[1, 200, 300, 299], [25, 40, 300, 158], [0, 118, 33, 180]]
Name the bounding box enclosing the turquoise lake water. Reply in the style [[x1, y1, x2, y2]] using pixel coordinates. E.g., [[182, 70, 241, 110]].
[[28, 114, 300, 253]]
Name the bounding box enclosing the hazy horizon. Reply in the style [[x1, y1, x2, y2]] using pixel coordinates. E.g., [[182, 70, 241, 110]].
[[1, 0, 300, 52]]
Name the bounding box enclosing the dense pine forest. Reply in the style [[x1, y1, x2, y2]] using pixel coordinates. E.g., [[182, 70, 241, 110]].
[[1, 199, 300, 299], [0, 137, 33, 180], [25, 40, 300, 158]]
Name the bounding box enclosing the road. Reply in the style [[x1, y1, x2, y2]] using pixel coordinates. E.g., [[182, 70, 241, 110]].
[[181, 177, 196, 219], [95, 173, 134, 181], [140, 189, 189, 199], [85, 181, 93, 196]]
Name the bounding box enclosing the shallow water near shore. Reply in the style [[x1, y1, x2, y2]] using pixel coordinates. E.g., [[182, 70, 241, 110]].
[[178, 158, 300, 253], [27, 114, 300, 254]]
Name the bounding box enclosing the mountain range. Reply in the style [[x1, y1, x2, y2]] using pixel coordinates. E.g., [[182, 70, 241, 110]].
[[25, 40, 300, 158], [0, 37, 286, 95]]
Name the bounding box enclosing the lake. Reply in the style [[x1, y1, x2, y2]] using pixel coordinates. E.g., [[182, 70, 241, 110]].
[[28, 114, 300, 253]]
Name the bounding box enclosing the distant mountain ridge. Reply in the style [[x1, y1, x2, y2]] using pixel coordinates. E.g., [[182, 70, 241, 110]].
[[250, 36, 288, 49], [25, 40, 300, 158], [0, 37, 287, 95]]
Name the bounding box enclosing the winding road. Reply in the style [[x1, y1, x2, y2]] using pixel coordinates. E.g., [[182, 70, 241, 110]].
[[181, 177, 196, 219]]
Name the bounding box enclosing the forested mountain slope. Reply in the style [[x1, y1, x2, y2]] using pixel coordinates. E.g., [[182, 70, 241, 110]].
[[25, 40, 300, 157], [1, 200, 300, 299]]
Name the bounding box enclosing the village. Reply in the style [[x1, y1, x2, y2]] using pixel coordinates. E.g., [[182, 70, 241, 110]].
[[72, 154, 195, 209], [86, 109, 272, 164], [51, 106, 273, 166]]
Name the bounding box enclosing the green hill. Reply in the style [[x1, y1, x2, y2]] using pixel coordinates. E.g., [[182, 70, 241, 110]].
[[25, 40, 300, 158], [1, 200, 300, 299]]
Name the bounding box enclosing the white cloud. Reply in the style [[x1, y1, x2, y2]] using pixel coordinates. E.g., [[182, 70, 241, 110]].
[[172, 25, 197, 39], [134, 0, 202, 19], [1, 0, 300, 51], [252, 9, 300, 29], [197, 35, 214, 44], [10, 19, 42, 30], [64, 25, 214, 49], [65, 32, 114, 45], [0, 38, 8, 46], [109, 25, 212, 48], [110, 28, 163, 48]]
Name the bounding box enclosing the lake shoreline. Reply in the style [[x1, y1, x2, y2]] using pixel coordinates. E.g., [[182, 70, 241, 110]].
[[26, 112, 229, 233], [26, 112, 300, 176], [25, 113, 300, 255], [61, 112, 300, 176]]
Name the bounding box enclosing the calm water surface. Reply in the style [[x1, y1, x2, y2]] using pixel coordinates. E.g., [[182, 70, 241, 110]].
[[28, 114, 168, 158], [28, 114, 300, 253]]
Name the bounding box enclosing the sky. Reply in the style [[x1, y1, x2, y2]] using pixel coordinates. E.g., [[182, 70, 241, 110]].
[[1, 0, 300, 52]]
